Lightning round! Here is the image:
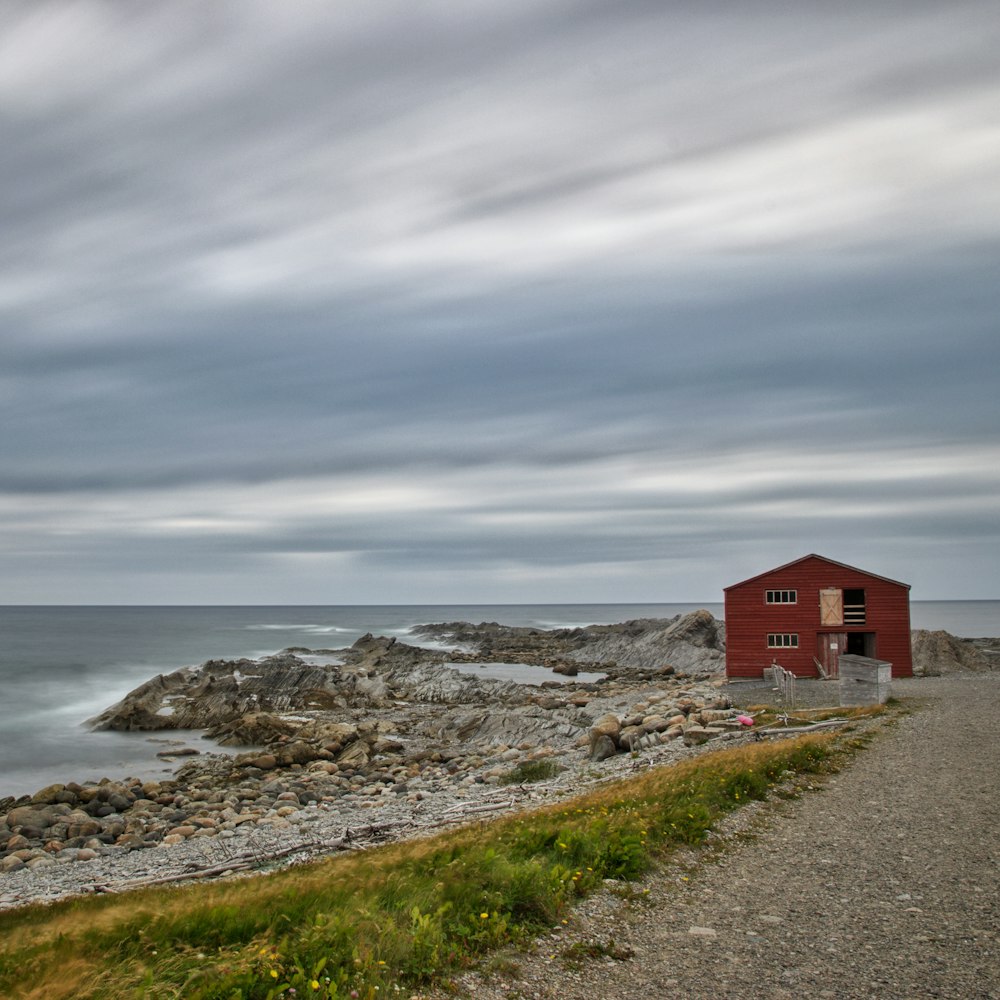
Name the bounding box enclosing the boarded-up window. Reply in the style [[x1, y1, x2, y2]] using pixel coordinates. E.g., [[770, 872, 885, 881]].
[[819, 588, 843, 625], [843, 589, 866, 625]]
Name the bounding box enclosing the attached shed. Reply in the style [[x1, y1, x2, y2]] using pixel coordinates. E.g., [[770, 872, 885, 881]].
[[724, 554, 912, 679]]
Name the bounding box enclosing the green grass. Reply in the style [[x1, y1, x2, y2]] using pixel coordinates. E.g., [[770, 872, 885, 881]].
[[0, 730, 859, 1000], [560, 938, 634, 966], [497, 759, 564, 785]]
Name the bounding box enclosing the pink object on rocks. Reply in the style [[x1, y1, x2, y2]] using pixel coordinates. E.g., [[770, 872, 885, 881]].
[[736, 715, 754, 726]]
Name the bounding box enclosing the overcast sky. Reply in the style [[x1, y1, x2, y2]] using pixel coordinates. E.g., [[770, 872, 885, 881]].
[[1, 1, 998, 604]]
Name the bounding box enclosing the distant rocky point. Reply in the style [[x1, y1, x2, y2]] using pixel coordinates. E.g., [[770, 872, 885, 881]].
[[411, 607, 726, 674], [88, 610, 728, 737]]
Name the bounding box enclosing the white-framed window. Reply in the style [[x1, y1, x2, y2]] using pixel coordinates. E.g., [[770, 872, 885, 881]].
[[765, 589, 797, 604], [767, 633, 799, 648]]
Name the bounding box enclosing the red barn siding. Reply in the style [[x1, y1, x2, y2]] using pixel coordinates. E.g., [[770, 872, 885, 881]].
[[724, 554, 912, 679]]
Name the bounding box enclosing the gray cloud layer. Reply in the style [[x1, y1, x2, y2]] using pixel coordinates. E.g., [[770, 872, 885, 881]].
[[1, 1, 998, 602]]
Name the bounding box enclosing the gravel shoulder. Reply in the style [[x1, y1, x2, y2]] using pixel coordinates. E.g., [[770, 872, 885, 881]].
[[431, 673, 1000, 1000]]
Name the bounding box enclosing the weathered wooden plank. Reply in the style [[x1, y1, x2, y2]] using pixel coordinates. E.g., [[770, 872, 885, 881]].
[[838, 654, 892, 705]]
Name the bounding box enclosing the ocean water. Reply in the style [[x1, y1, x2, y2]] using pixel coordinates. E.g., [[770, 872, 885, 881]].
[[0, 601, 995, 799]]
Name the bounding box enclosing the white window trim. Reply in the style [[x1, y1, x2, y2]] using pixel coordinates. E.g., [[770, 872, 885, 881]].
[[767, 633, 799, 648], [765, 589, 797, 604]]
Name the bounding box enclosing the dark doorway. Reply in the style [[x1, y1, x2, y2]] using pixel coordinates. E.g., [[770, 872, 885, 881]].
[[846, 632, 876, 657]]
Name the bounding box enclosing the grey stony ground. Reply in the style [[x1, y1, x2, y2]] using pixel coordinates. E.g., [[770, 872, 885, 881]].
[[0, 678, 730, 911], [424, 673, 1000, 1000]]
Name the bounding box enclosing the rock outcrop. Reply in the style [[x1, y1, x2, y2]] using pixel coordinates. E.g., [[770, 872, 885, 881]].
[[85, 653, 344, 732], [86, 639, 528, 735], [414, 610, 727, 676], [910, 630, 997, 676], [569, 610, 726, 673]]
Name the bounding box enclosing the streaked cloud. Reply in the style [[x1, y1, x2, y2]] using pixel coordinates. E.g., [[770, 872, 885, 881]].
[[1, 1, 998, 602]]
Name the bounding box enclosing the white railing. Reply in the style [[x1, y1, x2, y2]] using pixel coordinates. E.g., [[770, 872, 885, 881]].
[[769, 663, 796, 708]]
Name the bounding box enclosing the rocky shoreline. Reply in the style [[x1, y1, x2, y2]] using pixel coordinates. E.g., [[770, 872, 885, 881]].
[[1, 612, 993, 911], [0, 613, 735, 907]]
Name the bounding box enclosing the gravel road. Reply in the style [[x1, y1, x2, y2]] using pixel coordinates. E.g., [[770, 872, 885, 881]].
[[433, 673, 1000, 1000]]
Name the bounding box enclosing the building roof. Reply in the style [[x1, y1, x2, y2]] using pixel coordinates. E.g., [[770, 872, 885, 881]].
[[723, 553, 911, 592]]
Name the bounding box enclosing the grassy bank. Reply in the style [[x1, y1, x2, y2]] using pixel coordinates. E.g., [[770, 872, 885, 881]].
[[0, 729, 865, 999]]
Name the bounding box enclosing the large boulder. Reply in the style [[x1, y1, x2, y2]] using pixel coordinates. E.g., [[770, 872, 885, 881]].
[[29, 784, 66, 806], [296, 720, 362, 749], [6, 805, 58, 832], [336, 741, 370, 767], [588, 713, 622, 758], [207, 712, 301, 746], [682, 725, 725, 746], [589, 735, 617, 762]]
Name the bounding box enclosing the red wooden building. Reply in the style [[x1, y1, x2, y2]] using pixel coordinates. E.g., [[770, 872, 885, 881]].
[[724, 554, 912, 679]]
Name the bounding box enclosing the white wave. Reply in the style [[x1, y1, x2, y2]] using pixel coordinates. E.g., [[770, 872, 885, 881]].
[[294, 655, 345, 667], [42, 686, 140, 725], [246, 624, 353, 633], [410, 638, 474, 653]]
